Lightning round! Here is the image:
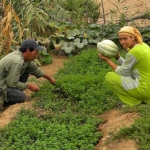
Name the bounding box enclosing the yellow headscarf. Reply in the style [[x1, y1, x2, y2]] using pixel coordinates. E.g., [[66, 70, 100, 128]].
[[118, 26, 143, 44]]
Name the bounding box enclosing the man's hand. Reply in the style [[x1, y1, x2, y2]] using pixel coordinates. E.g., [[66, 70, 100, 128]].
[[43, 74, 56, 85], [49, 77, 56, 85], [27, 83, 39, 92]]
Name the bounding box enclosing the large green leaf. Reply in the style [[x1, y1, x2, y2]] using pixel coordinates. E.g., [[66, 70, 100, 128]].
[[49, 5, 69, 22], [61, 42, 75, 54], [88, 37, 101, 44], [66, 29, 80, 39], [74, 38, 87, 49]]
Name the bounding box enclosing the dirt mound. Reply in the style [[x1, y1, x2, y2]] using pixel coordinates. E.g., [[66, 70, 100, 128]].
[[95, 109, 139, 150], [0, 101, 33, 128]]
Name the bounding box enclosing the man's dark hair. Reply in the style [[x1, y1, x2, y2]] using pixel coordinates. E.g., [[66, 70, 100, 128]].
[[19, 47, 35, 53]]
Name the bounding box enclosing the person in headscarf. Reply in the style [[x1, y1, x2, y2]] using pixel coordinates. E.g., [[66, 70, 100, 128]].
[[98, 26, 150, 106]]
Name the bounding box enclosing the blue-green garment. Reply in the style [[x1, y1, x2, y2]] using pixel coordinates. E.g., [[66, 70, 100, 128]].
[[105, 43, 150, 106]]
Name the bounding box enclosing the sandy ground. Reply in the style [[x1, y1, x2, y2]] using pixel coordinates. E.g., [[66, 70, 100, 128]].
[[96, 0, 150, 27]]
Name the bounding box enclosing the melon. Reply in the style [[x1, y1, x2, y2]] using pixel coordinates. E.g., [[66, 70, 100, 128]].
[[97, 39, 118, 58]]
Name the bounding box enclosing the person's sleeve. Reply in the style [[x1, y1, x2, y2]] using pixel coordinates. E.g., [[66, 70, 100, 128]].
[[6, 63, 27, 90], [117, 56, 125, 65], [115, 53, 137, 76], [25, 61, 45, 78]]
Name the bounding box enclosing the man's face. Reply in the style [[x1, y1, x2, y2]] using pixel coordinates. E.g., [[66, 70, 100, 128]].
[[26, 49, 38, 61]]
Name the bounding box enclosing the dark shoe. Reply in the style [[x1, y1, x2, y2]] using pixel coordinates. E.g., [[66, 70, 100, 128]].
[[141, 101, 146, 104], [0, 105, 7, 111]]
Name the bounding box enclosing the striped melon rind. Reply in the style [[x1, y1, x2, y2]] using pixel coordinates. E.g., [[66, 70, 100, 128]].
[[97, 40, 118, 58]]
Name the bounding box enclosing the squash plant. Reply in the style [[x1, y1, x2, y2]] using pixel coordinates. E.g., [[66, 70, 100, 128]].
[[48, 23, 120, 55]]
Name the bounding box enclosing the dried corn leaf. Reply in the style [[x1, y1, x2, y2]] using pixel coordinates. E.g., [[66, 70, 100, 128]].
[[1, 2, 21, 55], [2, 0, 7, 8], [7, 11, 12, 23], [2, 17, 7, 24], [4, 4, 11, 15], [10, 31, 14, 39]]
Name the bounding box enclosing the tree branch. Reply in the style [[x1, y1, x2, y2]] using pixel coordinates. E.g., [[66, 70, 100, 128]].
[[120, 13, 150, 22]]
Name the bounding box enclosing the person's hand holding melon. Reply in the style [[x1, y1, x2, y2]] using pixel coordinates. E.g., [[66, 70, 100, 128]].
[[97, 39, 119, 71], [97, 39, 119, 59], [98, 53, 109, 61], [115, 52, 120, 60]]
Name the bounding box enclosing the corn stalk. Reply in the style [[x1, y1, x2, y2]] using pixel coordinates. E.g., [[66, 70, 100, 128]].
[[0, 0, 22, 55]]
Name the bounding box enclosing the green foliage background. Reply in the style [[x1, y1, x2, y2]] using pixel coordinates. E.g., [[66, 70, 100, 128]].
[[1, 0, 150, 56]]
